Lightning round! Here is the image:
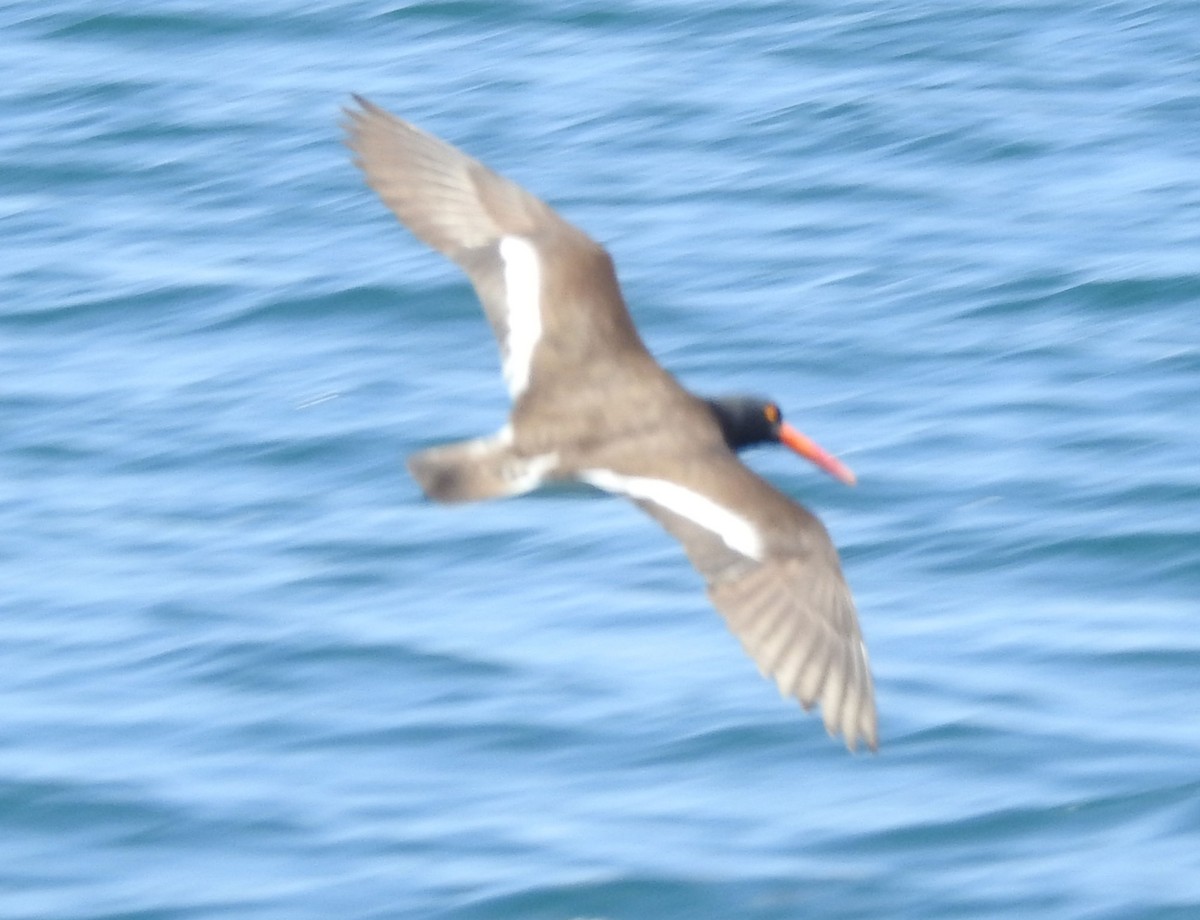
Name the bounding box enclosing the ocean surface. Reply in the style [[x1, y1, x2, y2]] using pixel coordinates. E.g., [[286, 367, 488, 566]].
[[3, 2, 1199, 918]]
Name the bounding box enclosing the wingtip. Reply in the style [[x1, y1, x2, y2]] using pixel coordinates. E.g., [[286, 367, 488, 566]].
[[839, 727, 879, 754], [341, 95, 382, 152], [804, 690, 878, 754], [343, 94, 381, 128], [858, 720, 880, 754]]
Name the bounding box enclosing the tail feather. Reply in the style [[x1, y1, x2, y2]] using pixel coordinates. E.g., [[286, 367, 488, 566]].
[[407, 434, 557, 503]]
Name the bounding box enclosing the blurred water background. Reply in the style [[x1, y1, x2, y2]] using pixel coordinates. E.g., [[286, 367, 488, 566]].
[[3, 2, 1199, 918]]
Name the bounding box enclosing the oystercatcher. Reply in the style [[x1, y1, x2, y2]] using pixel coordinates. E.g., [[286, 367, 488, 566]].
[[344, 97, 877, 750]]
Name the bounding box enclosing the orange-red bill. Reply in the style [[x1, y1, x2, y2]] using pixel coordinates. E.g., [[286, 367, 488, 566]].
[[778, 422, 857, 486]]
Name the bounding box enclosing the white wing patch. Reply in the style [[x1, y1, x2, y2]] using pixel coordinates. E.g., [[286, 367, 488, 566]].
[[581, 469, 765, 561], [498, 236, 542, 400]]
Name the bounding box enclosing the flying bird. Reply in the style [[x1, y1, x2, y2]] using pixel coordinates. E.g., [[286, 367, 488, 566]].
[[343, 96, 877, 750]]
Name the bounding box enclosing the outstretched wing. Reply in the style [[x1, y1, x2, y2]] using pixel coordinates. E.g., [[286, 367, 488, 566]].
[[583, 451, 877, 751], [343, 96, 652, 402]]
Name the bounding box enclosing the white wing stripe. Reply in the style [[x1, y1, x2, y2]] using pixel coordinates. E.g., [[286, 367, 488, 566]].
[[498, 236, 542, 400], [581, 469, 765, 561]]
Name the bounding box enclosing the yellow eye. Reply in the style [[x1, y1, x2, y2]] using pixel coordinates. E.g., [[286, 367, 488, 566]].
[[764, 404, 780, 424]]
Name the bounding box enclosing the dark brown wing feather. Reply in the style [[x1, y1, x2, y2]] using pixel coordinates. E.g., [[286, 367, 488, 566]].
[[709, 557, 877, 750], [342, 96, 650, 378], [343, 97, 560, 258], [621, 452, 877, 751]]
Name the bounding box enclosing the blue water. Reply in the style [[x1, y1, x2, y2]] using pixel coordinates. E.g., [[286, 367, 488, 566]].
[[4, 2, 1199, 917]]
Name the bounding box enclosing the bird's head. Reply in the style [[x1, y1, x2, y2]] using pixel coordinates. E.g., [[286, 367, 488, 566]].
[[705, 396, 856, 486]]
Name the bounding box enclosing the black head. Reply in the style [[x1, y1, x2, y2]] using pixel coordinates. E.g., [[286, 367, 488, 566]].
[[703, 395, 857, 485], [704, 396, 782, 451]]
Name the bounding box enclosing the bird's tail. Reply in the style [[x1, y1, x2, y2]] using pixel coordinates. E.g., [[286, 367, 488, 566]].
[[407, 433, 557, 503]]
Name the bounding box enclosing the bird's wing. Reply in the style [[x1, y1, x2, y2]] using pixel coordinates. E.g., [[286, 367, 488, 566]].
[[343, 96, 652, 402], [582, 451, 877, 751]]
